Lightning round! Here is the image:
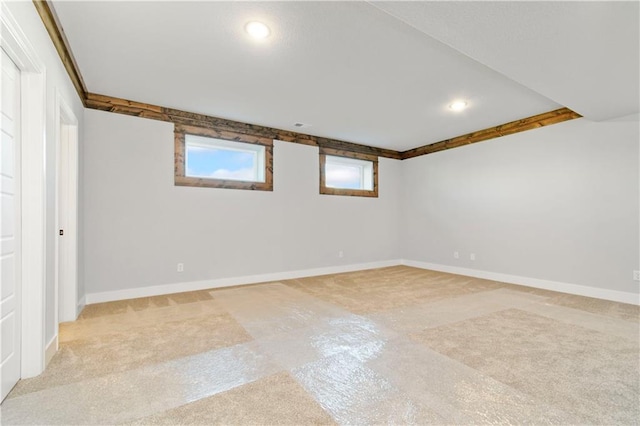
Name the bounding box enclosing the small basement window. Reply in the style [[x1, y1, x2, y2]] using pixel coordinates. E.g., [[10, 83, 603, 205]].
[[174, 124, 273, 191], [186, 135, 265, 182], [319, 148, 378, 197]]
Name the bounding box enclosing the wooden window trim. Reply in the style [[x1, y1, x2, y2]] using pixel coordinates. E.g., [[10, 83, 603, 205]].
[[174, 124, 273, 191], [319, 147, 378, 198]]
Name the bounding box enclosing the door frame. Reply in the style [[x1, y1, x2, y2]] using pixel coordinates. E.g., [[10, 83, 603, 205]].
[[1, 3, 48, 378], [54, 91, 79, 324]]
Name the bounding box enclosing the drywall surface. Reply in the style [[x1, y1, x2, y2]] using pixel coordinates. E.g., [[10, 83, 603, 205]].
[[83, 109, 401, 294], [5, 2, 85, 343], [402, 115, 640, 295]]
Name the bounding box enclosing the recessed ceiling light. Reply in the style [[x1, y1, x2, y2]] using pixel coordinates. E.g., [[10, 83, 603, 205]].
[[245, 21, 270, 39], [448, 100, 468, 111]]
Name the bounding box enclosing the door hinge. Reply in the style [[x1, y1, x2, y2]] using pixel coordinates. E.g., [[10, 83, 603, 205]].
[[59, 229, 64, 236]]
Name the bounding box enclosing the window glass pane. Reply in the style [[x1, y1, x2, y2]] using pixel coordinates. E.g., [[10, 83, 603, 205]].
[[185, 135, 265, 182], [325, 163, 363, 189], [325, 155, 373, 190]]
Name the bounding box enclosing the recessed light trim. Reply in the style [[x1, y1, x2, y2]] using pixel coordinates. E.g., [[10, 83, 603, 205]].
[[449, 100, 468, 111], [245, 21, 270, 39]]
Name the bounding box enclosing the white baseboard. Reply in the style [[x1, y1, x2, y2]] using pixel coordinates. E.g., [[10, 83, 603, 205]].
[[84, 258, 639, 306], [45, 335, 58, 366], [402, 259, 640, 306], [77, 295, 86, 317], [85, 259, 403, 304]]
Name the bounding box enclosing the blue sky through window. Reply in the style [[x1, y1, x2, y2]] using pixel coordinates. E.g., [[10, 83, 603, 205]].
[[186, 146, 256, 181]]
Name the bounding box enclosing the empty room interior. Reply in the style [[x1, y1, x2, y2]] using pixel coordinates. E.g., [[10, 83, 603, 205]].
[[1, 1, 639, 424]]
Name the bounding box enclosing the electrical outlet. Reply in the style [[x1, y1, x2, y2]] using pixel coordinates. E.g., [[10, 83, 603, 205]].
[[633, 270, 640, 281], [470, 253, 476, 261], [453, 251, 459, 259], [338, 251, 344, 258], [177, 263, 184, 272]]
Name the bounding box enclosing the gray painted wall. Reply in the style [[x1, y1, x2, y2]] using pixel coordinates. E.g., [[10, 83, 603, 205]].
[[82, 103, 639, 299], [401, 115, 639, 294], [83, 110, 402, 294]]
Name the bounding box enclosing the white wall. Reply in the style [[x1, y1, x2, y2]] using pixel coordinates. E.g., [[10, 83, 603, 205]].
[[4, 2, 85, 344], [402, 115, 640, 297], [83, 109, 401, 297], [83, 110, 639, 302]]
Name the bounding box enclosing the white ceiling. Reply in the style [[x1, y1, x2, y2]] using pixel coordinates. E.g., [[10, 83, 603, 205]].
[[52, 1, 637, 151], [373, 1, 640, 123]]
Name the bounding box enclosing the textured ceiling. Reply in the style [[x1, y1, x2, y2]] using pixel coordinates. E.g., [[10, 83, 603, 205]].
[[373, 1, 639, 123], [52, 1, 636, 151]]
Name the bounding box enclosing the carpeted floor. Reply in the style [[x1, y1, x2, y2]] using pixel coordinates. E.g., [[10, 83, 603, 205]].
[[1, 266, 638, 424]]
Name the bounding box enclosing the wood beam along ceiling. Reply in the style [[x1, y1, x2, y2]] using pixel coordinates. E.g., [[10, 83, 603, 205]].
[[84, 93, 403, 159], [34, 0, 582, 160], [402, 108, 581, 159], [32, 0, 87, 104]]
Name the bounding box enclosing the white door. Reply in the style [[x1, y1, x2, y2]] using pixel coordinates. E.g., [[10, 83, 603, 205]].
[[0, 48, 22, 401]]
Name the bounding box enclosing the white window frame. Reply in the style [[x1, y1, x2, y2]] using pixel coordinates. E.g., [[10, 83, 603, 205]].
[[185, 134, 266, 183], [174, 124, 273, 191], [319, 147, 378, 198], [324, 155, 374, 191]]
